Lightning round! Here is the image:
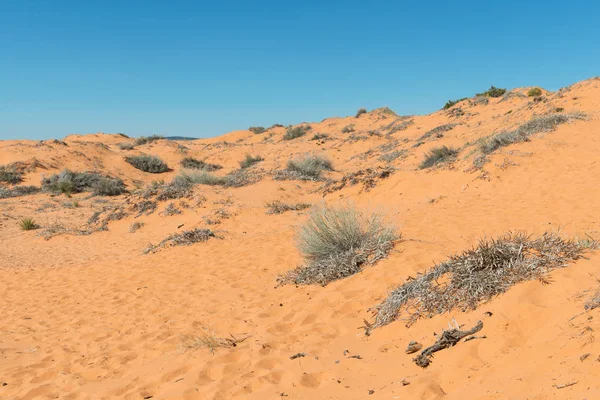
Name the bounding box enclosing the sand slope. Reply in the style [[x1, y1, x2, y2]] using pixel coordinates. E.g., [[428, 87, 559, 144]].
[[2, 78, 600, 399]]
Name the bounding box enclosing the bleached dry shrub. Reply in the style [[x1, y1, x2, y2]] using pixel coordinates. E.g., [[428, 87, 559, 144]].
[[125, 155, 169, 173], [278, 203, 398, 286], [180, 157, 222, 171], [265, 200, 311, 215], [419, 146, 459, 169]]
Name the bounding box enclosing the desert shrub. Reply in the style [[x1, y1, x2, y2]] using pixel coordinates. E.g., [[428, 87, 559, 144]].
[[183, 171, 226, 186], [125, 155, 169, 173], [134, 200, 157, 216], [368, 232, 592, 331], [239, 154, 264, 169], [42, 170, 125, 195], [283, 125, 311, 140], [92, 177, 127, 196], [555, 107, 565, 113], [265, 200, 311, 215], [385, 120, 414, 136], [356, 108, 368, 118], [286, 153, 333, 180], [223, 169, 260, 187], [19, 218, 38, 231], [341, 124, 355, 133], [471, 96, 489, 106], [162, 203, 182, 216], [145, 228, 217, 254], [118, 142, 135, 150], [278, 204, 398, 286], [476, 85, 506, 98], [129, 222, 144, 233], [310, 133, 329, 141], [180, 157, 222, 171], [443, 97, 467, 110], [0, 185, 40, 199], [270, 123, 284, 128], [418, 123, 457, 141], [378, 150, 406, 163], [527, 87, 542, 97], [419, 146, 459, 169], [248, 126, 266, 134], [135, 135, 164, 146], [480, 113, 586, 155], [0, 166, 23, 184]]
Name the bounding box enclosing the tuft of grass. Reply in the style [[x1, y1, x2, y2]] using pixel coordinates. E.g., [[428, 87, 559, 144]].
[[182, 171, 226, 186], [180, 157, 222, 171], [480, 112, 586, 155], [310, 133, 329, 141], [125, 155, 169, 173], [144, 228, 217, 254], [419, 146, 459, 169], [118, 142, 135, 150], [248, 126, 266, 134], [527, 87, 542, 97], [341, 124, 355, 133], [135, 135, 164, 146], [443, 97, 467, 110], [279, 204, 398, 286], [19, 217, 39, 231], [265, 200, 311, 215], [356, 108, 368, 118], [239, 154, 264, 169], [0, 166, 23, 184], [378, 150, 407, 163], [0, 185, 40, 199], [476, 85, 507, 98], [223, 169, 260, 188], [368, 232, 594, 332], [283, 125, 311, 140], [181, 329, 248, 353], [284, 153, 333, 180], [129, 222, 144, 233], [471, 96, 489, 106], [418, 123, 457, 141]]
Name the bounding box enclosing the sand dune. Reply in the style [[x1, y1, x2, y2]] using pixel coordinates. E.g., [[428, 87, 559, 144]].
[[2, 78, 600, 399]]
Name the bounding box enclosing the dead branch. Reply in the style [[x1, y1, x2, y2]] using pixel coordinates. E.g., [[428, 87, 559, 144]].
[[414, 321, 483, 367]]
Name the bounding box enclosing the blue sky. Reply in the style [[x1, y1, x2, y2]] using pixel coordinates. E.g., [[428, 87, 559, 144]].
[[1, 0, 599, 140]]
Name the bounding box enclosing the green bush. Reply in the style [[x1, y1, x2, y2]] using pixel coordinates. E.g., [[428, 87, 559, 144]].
[[135, 135, 164, 146], [283, 125, 311, 140], [476, 86, 507, 98], [180, 157, 222, 171], [443, 97, 467, 110], [0, 165, 23, 184], [19, 218, 39, 231], [527, 87, 542, 97], [419, 146, 459, 169], [248, 126, 266, 134], [125, 155, 169, 173]]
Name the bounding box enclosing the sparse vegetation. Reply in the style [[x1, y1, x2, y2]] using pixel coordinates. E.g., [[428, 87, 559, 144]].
[[144, 228, 217, 254], [135, 135, 164, 146], [265, 200, 311, 215], [418, 123, 457, 141], [42, 170, 126, 196], [378, 150, 406, 163], [0, 166, 23, 184], [0, 185, 35, 199], [356, 108, 368, 118], [125, 155, 169, 173], [527, 87, 542, 97], [310, 133, 329, 141], [443, 97, 467, 110], [278, 204, 398, 286], [480, 113, 586, 155], [239, 154, 264, 169], [341, 124, 355, 133], [162, 203, 182, 216], [248, 126, 266, 134], [368, 232, 594, 332], [471, 96, 489, 106], [181, 328, 248, 353], [129, 222, 144, 233], [180, 157, 222, 171], [476, 86, 507, 98], [19, 218, 38, 231], [118, 142, 135, 150], [182, 171, 226, 186], [280, 153, 333, 180], [419, 146, 459, 169], [283, 125, 311, 140], [223, 169, 260, 188]]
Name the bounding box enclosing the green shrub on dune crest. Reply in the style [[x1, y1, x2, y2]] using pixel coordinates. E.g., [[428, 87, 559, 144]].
[[283, 125, 311, 140], [125, 155, 169, 173], [279, 203, 399, 286]]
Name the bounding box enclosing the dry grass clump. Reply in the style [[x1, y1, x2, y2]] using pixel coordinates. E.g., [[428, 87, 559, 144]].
[[480, 113, 586, 154], [125, 155, 169, 173], [181, 329, 249, 353], [162, 203, 182, 216], [527, 87, 542, 97], [341, 124, 355, 133], [134, 200, 157, 216], [265, 200, 311, 215], [283, 125, 311, 140], [129, 222, 144, 233], [368, 232, 593, 332], [310, 133, 329, 141], [378, 150, 407, 163], [118, 142, 135, 150], [0, 185, 40, 199], [239, 154, 264, 169], [135, 135, 164, 146], [181, 171, 225, 186], [278, 204, 398, 286], [144, 228, 217, 254], [223, 169, 260, 187], [418, 123, 457, 141], [0, 166, 23, 184], [385, 119, 414, 136], [471, 96, 489, 106], [419, 146, 459, 169], [281, 153, 333, 180], [248, 126, 266, 134], [180, 157, 222, 171], [42, 170, 126, 196], [19, 218, 39, 231]]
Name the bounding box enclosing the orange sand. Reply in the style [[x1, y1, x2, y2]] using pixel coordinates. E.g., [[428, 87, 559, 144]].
[[2, 79, 600, 399]]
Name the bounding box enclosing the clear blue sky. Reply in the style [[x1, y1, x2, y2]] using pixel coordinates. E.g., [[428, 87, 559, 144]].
[[1, 0, 599, 140]]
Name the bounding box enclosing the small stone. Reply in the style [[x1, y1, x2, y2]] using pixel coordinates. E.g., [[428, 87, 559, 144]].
[[405, 341, 423, 354]]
